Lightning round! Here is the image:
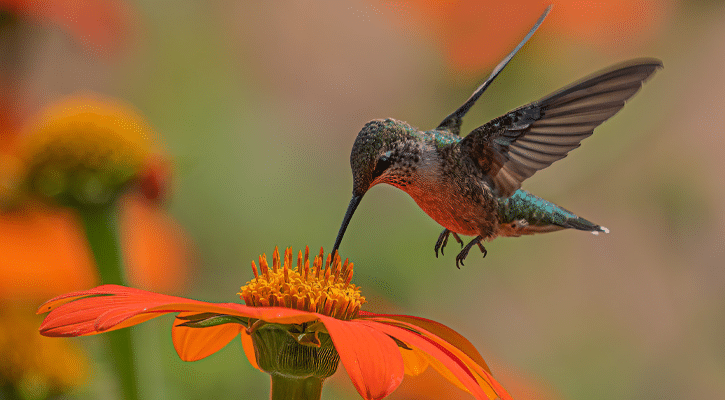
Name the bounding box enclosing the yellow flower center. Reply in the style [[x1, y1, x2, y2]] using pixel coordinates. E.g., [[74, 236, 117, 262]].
[[239, 247, 365, 320], [19, 95, 156, 205]]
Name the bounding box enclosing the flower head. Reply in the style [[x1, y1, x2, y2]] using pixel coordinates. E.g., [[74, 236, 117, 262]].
[[38, 247, 511, 400], [19, 94, 160, 207], [0, 94, 190, 300]]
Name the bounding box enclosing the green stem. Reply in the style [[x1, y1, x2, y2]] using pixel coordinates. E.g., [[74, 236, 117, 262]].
[[269, 375, 323, 400], [79, 206, 125, 285], [78, 205, 139, 400]]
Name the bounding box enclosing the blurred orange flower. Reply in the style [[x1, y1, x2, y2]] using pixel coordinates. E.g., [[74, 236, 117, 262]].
[[0, 204, 95, 300], [0, 94, 193, 300], [0, 196, 193, 300], [382, 0, 674, 73], [120, 193, 194, 292], [547, 0, 674, 48], [1, 303, 87, 398], [386, 363, 560, 400], [0, 0, 134, 54], [489, 365, 561, 400]]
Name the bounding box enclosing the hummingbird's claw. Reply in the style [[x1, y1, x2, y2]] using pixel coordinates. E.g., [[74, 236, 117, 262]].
[[454, 248, 469, 269], [435, 229, 464, 258], [455, 236, 486, 268], [434, 229, 447, 258], [477, 241, 487, 258], [453, 232, 464, 247]]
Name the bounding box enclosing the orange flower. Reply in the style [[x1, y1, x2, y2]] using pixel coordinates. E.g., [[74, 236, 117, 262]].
[[39, 247, 511, 400], [0, 195, 192, 299], [382, 0, 673, 73], [0, 0, 134, 55], [546, 0, 674, 48], [0, 303, 87, 398], [0, 94, 192, 299]]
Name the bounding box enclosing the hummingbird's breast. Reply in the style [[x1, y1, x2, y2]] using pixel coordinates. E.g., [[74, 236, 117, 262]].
[[394, 141, 498, 238]]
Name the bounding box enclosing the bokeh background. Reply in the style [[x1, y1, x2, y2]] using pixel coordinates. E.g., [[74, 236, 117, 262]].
[[2, 0, 724, 399]]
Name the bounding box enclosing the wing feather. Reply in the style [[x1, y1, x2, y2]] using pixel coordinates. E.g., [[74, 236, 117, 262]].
[[460, 58, 662, 197]]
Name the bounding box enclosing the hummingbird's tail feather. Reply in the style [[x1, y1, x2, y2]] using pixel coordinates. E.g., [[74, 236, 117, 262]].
[[497, 190, 609, 237], [560, 217, 609, 234]]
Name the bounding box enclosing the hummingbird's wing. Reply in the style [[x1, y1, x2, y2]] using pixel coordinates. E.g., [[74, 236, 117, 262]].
[[460, 59, 662, 197], [436, 6, 551, 136]]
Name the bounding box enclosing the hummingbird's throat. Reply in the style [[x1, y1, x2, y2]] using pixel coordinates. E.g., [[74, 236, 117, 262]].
[[239, 247, 365, 320]]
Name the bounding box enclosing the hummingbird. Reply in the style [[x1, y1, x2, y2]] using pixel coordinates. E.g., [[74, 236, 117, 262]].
[[331, 6, 662, 267]]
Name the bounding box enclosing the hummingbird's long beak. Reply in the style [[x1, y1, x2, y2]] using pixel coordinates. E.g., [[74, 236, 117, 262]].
[[332, 195, 363, 256]]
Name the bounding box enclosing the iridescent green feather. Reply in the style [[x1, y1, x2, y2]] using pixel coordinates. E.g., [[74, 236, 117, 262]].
[[498, 190, 606, 232]]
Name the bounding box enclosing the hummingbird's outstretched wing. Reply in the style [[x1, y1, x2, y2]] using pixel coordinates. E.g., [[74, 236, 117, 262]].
[[436, 6, 551, 136], [460, 59, 663, 197]]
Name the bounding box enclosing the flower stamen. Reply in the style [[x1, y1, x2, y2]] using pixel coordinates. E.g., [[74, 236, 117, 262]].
[[251, 260, 259, 280], [259, 254, 270, 281], [239, 247, 365, 320], [272, 246, 279, 273]]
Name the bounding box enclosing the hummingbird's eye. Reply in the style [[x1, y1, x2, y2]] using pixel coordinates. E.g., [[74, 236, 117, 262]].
[[371, 152, 393, 180]]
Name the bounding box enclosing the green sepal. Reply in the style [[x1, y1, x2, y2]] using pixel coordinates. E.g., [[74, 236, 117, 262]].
[[252, 324, 340, 379], [288, 331, 321, 348], [285, 321, 328, 348], [176, 314, 248, 328]]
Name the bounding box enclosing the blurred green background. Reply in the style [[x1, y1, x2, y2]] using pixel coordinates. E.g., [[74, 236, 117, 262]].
[[2, 0, 725, 399]]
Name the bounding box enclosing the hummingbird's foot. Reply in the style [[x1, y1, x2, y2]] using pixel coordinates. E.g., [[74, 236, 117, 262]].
[[455, 236, 486, 269], [435, 229, 464, 258], [434, 229, 449, 257]]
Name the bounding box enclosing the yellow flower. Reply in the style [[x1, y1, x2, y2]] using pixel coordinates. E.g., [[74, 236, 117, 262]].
[[0, 93, 192, 300], [20, 94, 158, 207]]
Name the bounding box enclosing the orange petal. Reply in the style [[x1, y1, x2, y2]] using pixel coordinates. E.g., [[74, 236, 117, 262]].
[[399, 346, 429, 376], [0, 206, 96, 300], [357, 320, 506, 400], [38, 285, 181, 336], [229, 306, 320, 325], [364, 316, 511, 400], [120, 194, 194, 293], [359, 312, 490, 373], [240, 329, 261, 371], [412, 348, 504, 400], [171, 313, 243, 361], [38, 285, 322, 337], [417, 347, 472, 393], [36, 284, 117, 314], [319, 316, 404, 400]]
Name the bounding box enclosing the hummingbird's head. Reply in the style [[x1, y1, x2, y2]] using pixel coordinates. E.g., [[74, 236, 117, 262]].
[[351, 119, 397, 196], [332, 118, 416, 254]]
